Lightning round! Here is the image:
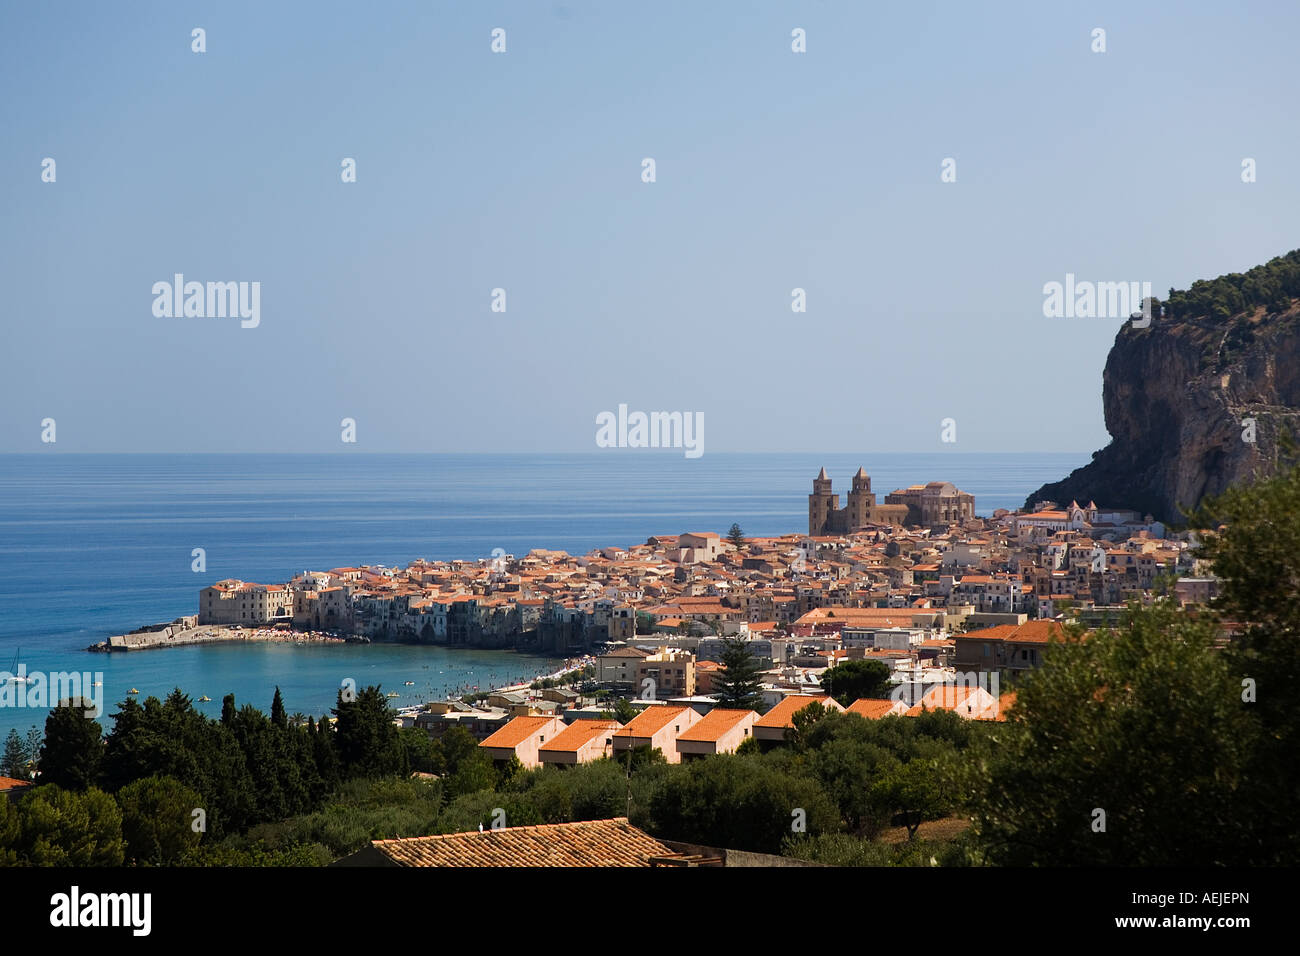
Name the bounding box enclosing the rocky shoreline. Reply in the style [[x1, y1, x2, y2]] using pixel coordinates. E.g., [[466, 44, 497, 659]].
[[88, 620, 364, 653]]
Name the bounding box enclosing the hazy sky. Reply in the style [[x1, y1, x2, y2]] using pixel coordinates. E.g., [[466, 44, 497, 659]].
[[2, 1, 1296, 454]]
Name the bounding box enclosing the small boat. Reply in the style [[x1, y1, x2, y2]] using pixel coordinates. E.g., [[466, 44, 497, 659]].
[[404, 681, 414, 686], [128, 688, 139, 695], [8, 648, 27, 682], [385, 692, 400, 699], [198, 695, 212, 702]]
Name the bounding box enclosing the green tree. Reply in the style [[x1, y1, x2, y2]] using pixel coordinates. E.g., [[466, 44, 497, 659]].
[[312, 715, 341, 794], [271, 686, 288, 730], [399, 728, 439, 774], [23, 728, 41, 777], [2, 729, 26, 779], [727, 523, 746, 548], [648, 755, 839, 854], [118, 775, 204, 865], [100, 691, 256, 839], [230, 704, 295, 822], [331, 686, 407, 780], [0, 790, 19, 865], [972, 601, 1255, 865], [18, 785, 125, 866], [877, 757, 954, 840], [786, 701, 835, 750], [444, 752, 497, 801], [1188, 456, 1300, 862], [713, 637, 765, 711], [38, 698, 103, 790], [612, 697, 638, 725], [820, 659, 892, 706]]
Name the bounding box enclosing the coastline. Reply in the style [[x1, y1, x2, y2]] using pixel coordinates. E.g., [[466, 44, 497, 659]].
[[88, 621, 360, 653]]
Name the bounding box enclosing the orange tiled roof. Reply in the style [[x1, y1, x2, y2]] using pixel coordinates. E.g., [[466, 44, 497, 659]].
[[538, 719, 619, 754], [957, 620, 1064, 645], [677, 708, 754, 743], [754, 694, 836, 729], [479, 716, 554, 750], [369, 818, 677, 867], [0, 776, 32, 790], [613, 705, 691, 738], [846, 698, 900, 719]]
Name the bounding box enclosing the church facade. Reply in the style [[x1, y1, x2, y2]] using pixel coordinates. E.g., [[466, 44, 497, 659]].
[[884, 481, 976, 526], [808, 468, 976, 534], [808, 467, 909, 535]]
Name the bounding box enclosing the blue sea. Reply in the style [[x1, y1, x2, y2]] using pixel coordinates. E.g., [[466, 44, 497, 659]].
[[0, 452, 1086, 739]]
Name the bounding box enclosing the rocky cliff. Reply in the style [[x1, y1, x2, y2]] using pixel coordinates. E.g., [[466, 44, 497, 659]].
[[1027, 250, 1300, 523]]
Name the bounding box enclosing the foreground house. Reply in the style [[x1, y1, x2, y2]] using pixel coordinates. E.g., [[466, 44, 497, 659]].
[[478, 715, 563, 768], [337, 818, 694, 867], [333, 817, 823, 867], [610, 704, 701, 763], [537, 719, 620, 767], [675, 708, 757, 760], [752, 694, 845, 744]]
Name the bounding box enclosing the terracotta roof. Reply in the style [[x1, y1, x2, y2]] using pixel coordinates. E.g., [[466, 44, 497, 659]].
[[905, 684, 1002, 719], [538, 719, 619, 754], [846, 698, 902, 719], [677, 708, 754, 743], [957, 620, 1064, 645], [794, 607, 937, 628], [0, 776, 32, 791], [479, 716, 554, 750], [370, 818, 678, 867], [613, 705, 691, 738], [754, 694, 837, 729]]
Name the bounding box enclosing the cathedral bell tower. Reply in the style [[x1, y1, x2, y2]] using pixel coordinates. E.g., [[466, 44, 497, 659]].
[[808, 467, 836, 535]]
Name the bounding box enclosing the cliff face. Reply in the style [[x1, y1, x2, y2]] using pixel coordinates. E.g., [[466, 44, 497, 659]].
[[1027, 300, 1300, 523]]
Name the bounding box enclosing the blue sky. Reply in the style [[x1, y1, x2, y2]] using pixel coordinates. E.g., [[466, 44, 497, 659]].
[[1, 1, 1296, 453]]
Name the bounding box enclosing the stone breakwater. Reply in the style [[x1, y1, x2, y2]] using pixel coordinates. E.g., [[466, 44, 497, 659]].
[[88, 620, 360, 653]]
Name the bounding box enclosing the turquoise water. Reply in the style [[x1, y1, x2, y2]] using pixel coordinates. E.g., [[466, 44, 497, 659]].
[[0, 452, 1087, 737]]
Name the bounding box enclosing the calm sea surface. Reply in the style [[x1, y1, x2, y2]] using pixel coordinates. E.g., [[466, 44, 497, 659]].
[[0, 452, 1086, 737]]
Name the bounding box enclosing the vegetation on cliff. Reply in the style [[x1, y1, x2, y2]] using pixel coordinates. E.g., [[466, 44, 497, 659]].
[[1028, 249, 1300, 520]]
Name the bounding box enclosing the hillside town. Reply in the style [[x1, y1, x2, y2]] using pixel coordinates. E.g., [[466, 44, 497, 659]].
[[185, 467, 1220, 753]]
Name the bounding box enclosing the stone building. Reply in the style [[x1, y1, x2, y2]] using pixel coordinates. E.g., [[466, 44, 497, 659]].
[[808, 468, 909, 535], [884, 481, 976, 527]]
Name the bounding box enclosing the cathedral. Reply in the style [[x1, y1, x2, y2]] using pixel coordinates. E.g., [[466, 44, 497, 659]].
[[807, 467, 909, 535], [808, 468, 976, 534]]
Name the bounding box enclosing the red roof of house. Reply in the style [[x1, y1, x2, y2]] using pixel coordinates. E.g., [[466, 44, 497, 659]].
[[612, 705, 691, 738], [479, 716, 555, 749], [677, 708, 754, 743], [846, 698, 901, 719], [754, 694, 839, 729]]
